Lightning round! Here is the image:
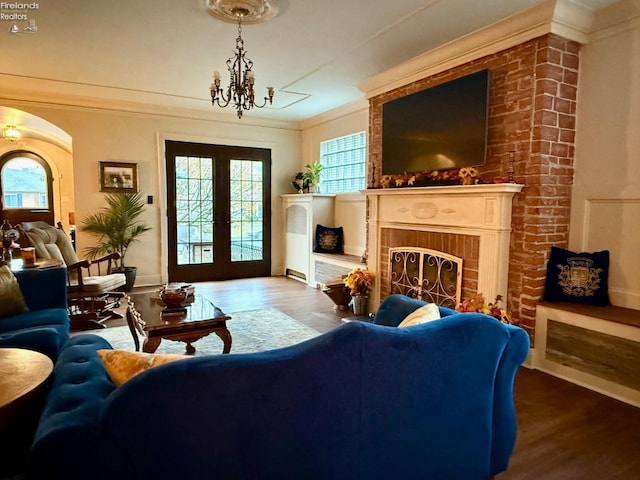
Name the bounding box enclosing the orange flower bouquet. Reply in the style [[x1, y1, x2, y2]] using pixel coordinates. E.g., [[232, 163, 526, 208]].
[[344, 268, 375, 296]]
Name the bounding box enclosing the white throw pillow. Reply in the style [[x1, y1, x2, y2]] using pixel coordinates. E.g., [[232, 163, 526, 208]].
[[398, 303, 441, 328]]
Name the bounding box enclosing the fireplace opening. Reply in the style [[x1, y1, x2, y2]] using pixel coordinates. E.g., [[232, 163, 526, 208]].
[[389, 247, 462, 308]]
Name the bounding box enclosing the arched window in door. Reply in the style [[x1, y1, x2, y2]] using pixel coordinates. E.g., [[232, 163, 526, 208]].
[[0, 151, 54, 226]]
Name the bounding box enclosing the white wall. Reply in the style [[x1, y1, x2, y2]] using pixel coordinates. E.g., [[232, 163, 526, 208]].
[[300, 103, 369, 171], [300, 103, 369, 257], [571, 10, 640, 308], [3, 102, 301, 286]]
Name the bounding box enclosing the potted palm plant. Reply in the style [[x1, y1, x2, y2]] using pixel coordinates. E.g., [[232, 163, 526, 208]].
[[80, 192, 151, 291]]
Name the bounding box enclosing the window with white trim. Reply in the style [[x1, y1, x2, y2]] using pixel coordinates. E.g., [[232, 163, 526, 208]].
[[320, 132, 366, 193]]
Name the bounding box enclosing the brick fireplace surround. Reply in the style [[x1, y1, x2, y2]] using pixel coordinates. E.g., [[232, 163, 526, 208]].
[[367, 33, 580, 343]]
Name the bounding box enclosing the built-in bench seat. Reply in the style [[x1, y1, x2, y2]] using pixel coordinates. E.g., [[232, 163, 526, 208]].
[[538, 301, 640, 328], [312, 252, 364, 288], [534, 301, 640, 407]]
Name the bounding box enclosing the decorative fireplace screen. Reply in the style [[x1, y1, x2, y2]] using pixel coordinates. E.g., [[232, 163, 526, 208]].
[[388, 247, 463, 308]]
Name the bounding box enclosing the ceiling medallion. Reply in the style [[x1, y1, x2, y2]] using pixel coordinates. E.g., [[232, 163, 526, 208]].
[[204, 0, 279, 24]]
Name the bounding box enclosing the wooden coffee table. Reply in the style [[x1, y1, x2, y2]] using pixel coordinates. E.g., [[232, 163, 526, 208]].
[[126, 291, 232, 354]]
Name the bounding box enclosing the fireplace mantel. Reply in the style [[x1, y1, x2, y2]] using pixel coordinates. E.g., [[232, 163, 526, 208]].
[[363, 183, 523, 309]]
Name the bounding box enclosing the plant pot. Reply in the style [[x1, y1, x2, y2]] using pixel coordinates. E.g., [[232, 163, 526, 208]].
[[115, 266, 137, 292], [322, 279, 352, 311], [351, 294, 369, 316]]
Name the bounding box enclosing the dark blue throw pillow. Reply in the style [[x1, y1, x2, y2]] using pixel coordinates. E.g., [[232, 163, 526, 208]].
[[543, 246, 610, 306], [313, 225, 344, 254]]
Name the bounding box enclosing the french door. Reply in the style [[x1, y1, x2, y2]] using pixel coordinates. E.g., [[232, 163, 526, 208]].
[[165, 140, 271, 283]]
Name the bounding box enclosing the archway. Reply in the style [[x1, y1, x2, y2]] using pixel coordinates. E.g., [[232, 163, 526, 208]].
[[0, 106, 74, 231]]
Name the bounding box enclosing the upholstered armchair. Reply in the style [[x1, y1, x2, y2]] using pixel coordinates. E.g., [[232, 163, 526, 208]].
[[19, 221, 126, 330]]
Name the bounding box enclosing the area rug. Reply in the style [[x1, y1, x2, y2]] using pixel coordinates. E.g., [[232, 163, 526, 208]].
[[90, 308, 321, 356]]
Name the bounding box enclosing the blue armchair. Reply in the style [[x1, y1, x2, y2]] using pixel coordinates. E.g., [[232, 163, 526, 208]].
[[0, 266, 70, 360]]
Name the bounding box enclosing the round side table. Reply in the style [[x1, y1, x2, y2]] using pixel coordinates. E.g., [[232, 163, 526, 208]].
[[0, 348, 53, 476]]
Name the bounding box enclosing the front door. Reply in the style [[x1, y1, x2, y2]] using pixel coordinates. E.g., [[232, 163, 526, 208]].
[[165, 140, 271, 283]]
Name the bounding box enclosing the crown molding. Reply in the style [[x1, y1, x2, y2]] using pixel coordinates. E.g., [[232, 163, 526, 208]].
[[548, 0, 595, 44], [358, 0, 595, 99], [587, 0, 640, 42], [299, 98, 369, 131], [0, 92, 300, 133], [0, 75, 301, 131]]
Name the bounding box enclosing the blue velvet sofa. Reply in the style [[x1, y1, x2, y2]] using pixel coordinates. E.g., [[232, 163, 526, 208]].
[[0, 267, 70, 361], [29, 294, 529, 480]]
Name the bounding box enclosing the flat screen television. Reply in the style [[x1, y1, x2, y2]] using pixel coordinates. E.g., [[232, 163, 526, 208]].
[[382, 69, 489, 175]]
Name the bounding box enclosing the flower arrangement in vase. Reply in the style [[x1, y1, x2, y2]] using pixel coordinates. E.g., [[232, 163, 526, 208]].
[[344, 268, 375, 296], [344, 268, 375, 316]]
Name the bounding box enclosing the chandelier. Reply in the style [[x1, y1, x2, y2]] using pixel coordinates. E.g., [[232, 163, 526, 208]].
[[209, 8, 274, 119], [2, 125, 20, 141]]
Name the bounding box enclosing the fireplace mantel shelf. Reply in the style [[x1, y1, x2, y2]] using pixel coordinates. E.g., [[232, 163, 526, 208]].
[[362, 183, 523, 197]]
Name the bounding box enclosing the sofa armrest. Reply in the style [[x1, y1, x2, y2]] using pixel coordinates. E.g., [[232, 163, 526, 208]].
[[0, 327, 63, 360], [29, 334, 116, 479], [490, 324, 530, 475], [373, 294, 427, 326], [14, 266, 68, 310]]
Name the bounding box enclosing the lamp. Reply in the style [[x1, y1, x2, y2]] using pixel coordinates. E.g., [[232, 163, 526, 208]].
[[3, 125, 20, 142], [209, 8, 274, 119], [1, 220, 20, 266]]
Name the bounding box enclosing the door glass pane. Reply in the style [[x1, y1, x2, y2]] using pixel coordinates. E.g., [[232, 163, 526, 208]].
[[1, 157, 48, 209], [230, 159, 263, 262], [175, 156, 214, 265]]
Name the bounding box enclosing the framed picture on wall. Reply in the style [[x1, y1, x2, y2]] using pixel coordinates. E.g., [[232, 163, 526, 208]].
[[100, 161, 138, 193]]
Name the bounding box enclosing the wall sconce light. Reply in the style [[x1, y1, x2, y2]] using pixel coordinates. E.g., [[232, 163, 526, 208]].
[[2, 125, 20, 142]]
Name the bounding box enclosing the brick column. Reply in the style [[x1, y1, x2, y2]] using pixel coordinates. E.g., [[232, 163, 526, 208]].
[[511, 35, 579, 340], [367, 34, 580, 343]]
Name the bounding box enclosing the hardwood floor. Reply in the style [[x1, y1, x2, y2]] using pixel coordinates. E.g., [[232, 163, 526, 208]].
[[184, 276, 348, 333], [99, 276, 349, 333], [505, 369, 640, 480], [96, 276, 640, 479]]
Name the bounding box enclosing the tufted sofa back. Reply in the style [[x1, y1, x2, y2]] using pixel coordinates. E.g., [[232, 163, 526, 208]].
[[30, 312, 529, 480]]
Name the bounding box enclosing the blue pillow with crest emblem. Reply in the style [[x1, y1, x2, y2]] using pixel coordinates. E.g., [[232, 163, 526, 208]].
[[313, 224, 344, 254], [543, 246, 610, 305]]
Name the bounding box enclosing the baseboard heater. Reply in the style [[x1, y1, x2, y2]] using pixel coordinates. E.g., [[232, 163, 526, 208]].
[[286, 268, 307, 282]]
